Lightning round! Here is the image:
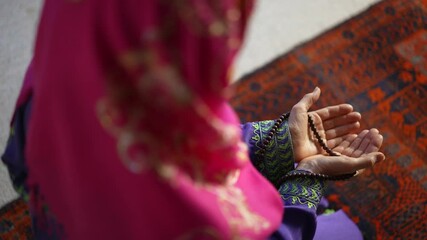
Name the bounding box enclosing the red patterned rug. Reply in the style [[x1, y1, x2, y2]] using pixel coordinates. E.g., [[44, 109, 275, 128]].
[[0, 198, 33, 239], [231, 0, 427, 239]]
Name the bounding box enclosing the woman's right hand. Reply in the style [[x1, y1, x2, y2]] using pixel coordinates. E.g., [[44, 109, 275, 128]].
[[289, 87, 362, 162], [296, 128, 385, 175]]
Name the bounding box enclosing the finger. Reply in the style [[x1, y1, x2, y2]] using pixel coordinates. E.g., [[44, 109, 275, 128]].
[[322, 112, 361, 130], [292, 87, 321, 114], [342, 129, 369, 156], [352, 128, 380, 157], [300, 152, 385, 175], [325, 121, 360, 139], [329, 133, 358, 151], [315, 104, 354, 121], [364, 130, 383, 154]]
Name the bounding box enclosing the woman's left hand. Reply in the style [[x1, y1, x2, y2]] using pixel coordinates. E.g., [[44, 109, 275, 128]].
[[296, 128, 385, 175], [289, 87, 362, 162]]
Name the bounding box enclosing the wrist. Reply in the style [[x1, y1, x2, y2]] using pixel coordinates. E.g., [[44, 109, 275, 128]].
[[296, 160, 319, 174]]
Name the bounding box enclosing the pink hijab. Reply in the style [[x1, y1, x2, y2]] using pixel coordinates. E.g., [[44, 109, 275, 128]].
[[23, 0, 283, 238]]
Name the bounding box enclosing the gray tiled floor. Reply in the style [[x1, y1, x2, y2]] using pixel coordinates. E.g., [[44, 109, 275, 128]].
[[0, 0, 379, 207]]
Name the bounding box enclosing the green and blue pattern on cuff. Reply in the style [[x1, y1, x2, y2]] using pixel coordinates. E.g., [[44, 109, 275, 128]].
[[250, 120, 295, 188], [278, 170, 325, 210]]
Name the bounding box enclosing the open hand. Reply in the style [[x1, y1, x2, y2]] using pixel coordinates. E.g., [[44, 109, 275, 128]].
[[289, 87, 361, 162], [296, 128, 385, 175]]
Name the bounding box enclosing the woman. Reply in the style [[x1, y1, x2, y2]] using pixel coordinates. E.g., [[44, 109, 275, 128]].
[[3, 0, 384, 239]]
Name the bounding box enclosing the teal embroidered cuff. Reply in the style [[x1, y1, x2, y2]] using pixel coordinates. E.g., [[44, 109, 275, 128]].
[[243, 119, 295, 188], [278, 170, 325, 210]]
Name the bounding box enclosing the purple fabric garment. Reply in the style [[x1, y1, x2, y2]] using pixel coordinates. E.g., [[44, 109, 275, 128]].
[[315, 210, 363, 240], [318, 197, 329, 209], [273, 205, 318, 240]]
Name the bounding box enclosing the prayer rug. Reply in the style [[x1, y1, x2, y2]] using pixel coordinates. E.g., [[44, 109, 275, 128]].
[[231, 0, 427, 239], [0, 198, 33, 239]]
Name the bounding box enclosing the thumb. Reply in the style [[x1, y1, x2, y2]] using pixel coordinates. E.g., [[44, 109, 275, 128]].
[[291, 87, 321, 114], [352, 152, 386, 170], [288, 87, 321, 148], [296, 152, 385, 175]]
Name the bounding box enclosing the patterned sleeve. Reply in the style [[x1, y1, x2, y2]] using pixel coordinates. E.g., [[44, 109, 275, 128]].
[[242, 121, 326, 239], [241, 120, 295, 188], [270, 171, 326, 240]]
